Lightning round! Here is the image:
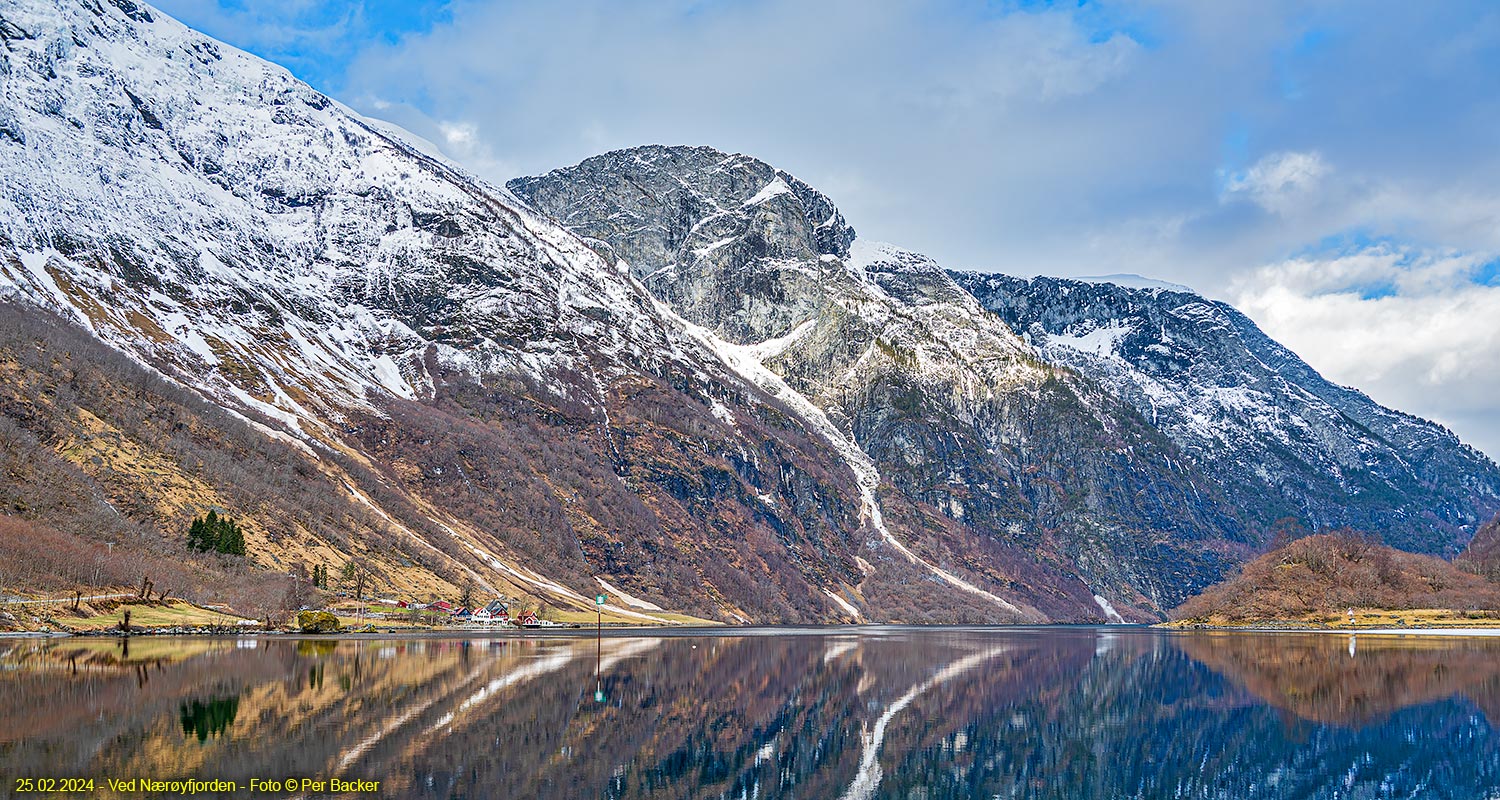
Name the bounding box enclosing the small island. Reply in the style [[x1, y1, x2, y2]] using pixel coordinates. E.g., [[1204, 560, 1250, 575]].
[[1169, 521, 1500, 630]]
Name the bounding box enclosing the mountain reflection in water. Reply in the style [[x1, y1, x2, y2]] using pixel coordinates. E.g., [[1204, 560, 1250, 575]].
[[1, 628, 1497, 799]]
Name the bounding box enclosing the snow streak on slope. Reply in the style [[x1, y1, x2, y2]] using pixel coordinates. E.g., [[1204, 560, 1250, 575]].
[[648, 290, 1026, 617], [3, 0, 916, 623]]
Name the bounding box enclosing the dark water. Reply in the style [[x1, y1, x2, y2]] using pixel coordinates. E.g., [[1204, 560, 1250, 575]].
[[3, 627, 1500, 799]]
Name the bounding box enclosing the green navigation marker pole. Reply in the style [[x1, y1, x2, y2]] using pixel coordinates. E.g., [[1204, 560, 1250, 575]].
[[595, 593, 607, 703]]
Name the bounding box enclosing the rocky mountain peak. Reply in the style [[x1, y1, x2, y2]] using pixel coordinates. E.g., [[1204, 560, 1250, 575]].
[[514, 144, 854, 259], [514, 150, 1261, 618], [955, 272, 1500, 554], [509, 144, 855, 345]]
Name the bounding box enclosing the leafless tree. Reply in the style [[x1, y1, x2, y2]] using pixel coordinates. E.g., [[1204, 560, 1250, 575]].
[[343, 557, 374, 600], [284, 572, 313, 611]]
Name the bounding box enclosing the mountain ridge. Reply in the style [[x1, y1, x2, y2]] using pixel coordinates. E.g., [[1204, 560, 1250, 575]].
[[2, 0, 1495, 623], [955, 272, 1500, 555], [510, 145, 1260, 618], [0, 0, 916, 623]]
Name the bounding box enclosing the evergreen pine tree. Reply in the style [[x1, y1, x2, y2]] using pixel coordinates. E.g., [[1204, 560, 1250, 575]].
[[221, 519, 246, 556], [186, 511, 248, 556], [187, 517, 206, 552], [203, 510, 221, 551]]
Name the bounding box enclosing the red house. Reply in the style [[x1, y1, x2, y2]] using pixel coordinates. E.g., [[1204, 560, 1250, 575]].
[[473, 600, 509, 623]]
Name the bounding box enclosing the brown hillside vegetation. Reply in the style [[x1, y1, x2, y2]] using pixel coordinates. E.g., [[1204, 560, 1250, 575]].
[[0, 302, 464, 609], [1171, 531, 1500, 623], [1458, 512, 1500, 581]]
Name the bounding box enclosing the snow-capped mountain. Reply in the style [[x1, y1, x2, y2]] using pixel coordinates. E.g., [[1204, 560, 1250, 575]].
[[0, 0, 1143, 623], [512, 146, 1254, 617], [954, 273, 1500, 554], [0, 0, 913, 623], [5, 0, 1493, 623], [513, 144, 1500, 611]]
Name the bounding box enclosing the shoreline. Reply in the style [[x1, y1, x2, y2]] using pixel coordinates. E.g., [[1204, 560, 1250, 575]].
[[1164, 623, 1500, 636], [7, 621, 1500, 639]]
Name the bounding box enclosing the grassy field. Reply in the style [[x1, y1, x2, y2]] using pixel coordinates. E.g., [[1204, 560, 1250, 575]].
[[54, 599, 254, 631]]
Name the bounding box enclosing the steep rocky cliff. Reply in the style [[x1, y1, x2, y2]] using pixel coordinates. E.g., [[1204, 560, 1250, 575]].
[[0, 0, 898, 623], [512, 146, 1252, 617], [955, 274, 1500, 555], [7, 1, 1493, 623]]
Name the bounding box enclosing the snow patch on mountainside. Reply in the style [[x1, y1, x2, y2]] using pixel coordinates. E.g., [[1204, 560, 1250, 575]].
[[822, 588, 861, 618], [1073, 274, 1194, 293], [1093, 594, 1126, 623], [647, 289, 1026, 617], [596, 577, 664, 612], [1047, 320, 1133, 358], [744, 175, 792, 207]]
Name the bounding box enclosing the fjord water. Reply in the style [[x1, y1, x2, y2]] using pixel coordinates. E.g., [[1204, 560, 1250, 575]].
[[3, 629, 1498, 799]]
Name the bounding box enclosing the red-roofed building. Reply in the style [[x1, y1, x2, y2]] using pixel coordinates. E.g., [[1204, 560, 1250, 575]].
[[473, 599, 509, 624]]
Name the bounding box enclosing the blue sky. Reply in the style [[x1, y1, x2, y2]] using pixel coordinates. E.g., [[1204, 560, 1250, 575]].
[[155, 0, 1500, 459]]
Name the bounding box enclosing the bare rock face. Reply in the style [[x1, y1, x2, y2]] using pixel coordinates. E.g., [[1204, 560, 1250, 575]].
[[509, 145, 855, 346], [512, 147, 1253, 617], [0, 1, 888, 624], [955, 273, 1500, 556]]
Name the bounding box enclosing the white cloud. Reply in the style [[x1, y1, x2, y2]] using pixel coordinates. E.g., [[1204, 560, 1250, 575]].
[[337, 0, 1163, 272], [429, 120, 514, 182], [1231, 246, 1500, 458], [1221, 151, 1330, 215], [439, 121, 477, 147]]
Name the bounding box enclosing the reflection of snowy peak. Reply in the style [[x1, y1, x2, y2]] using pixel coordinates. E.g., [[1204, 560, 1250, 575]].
[[955, 273, 1500, 553]]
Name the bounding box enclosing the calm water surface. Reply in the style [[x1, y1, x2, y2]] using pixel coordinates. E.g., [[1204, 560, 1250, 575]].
[[3, 627, 1499, 799]]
